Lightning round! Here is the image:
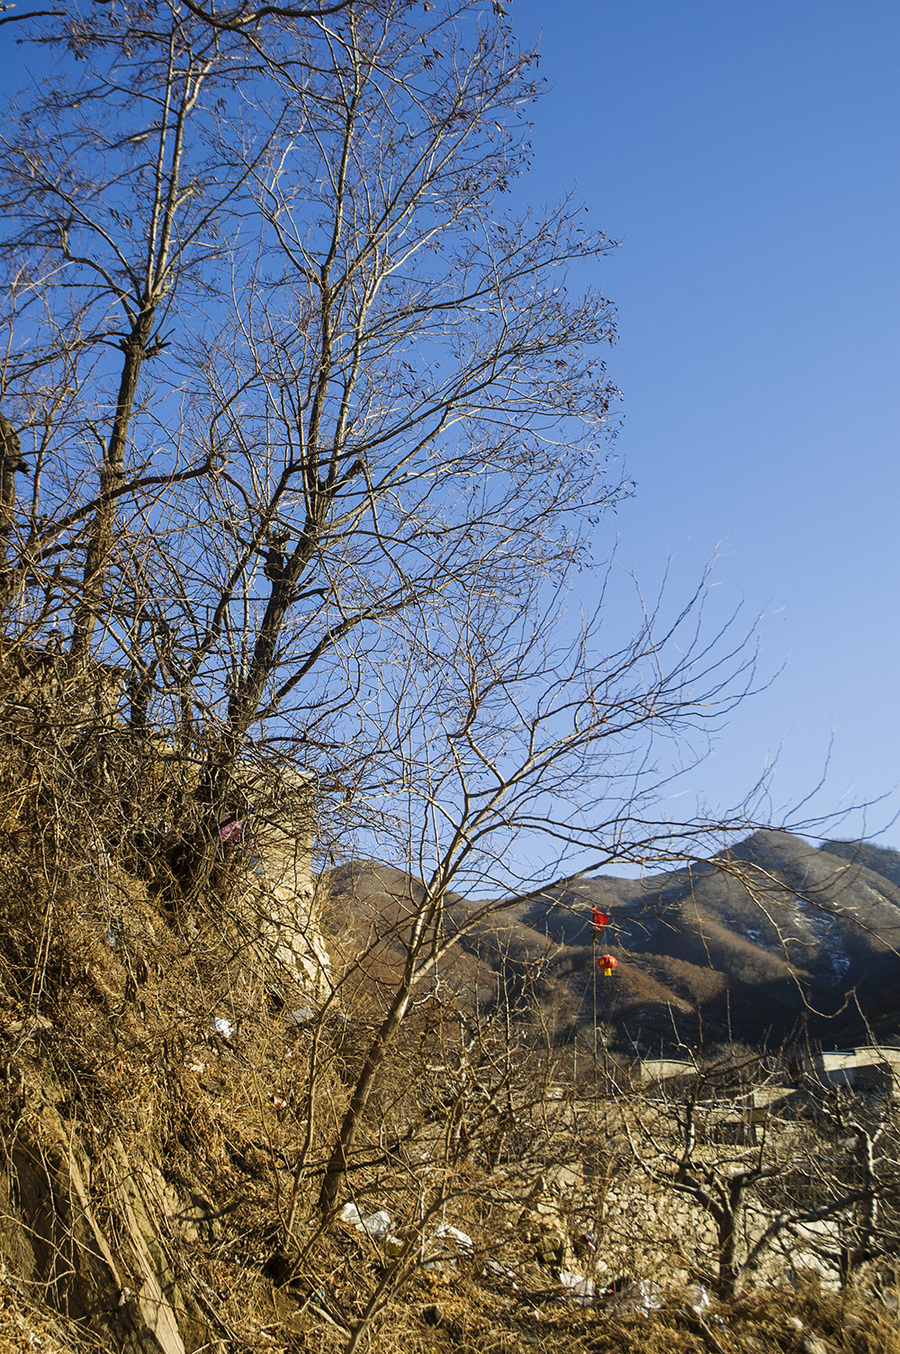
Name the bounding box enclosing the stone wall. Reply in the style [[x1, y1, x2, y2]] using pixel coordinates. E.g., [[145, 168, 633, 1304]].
[[230, 760, 331, 997]]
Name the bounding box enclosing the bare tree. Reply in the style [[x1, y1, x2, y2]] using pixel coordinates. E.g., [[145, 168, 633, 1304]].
[[749, 1071, 900, 1290], [0, 0, 625, 856], [2, 0, 767, 1236], [110, 1, 629, 893], [620, 1053, 787, 1296], [312, 575, 757, 1214]]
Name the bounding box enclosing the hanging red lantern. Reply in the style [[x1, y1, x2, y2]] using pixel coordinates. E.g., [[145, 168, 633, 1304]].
[[597, 954, 618, 978]]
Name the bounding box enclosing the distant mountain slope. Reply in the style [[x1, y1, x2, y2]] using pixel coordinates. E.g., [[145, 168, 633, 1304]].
[[513, 830, 900, 1052], [326, 833, 900, 1055], [819, 838, 900, 889]]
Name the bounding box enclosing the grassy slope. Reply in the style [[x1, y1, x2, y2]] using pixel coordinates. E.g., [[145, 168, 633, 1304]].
[[0, 729, 898, 1350]]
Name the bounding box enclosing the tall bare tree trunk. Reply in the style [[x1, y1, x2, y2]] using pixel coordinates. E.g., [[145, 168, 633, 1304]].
[[70, 313, 155, 664], [0, 411, 25, 615], [318, 984, 414, 1215]]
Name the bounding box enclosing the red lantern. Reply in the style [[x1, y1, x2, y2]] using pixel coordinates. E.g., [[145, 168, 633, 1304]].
[[597, 954, 618, 978]]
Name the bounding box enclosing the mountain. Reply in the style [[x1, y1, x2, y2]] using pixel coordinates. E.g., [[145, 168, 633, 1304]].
[[328, 831, 900, 1056], [819, 837, 900, 888], [501, 830, 900, 1054]]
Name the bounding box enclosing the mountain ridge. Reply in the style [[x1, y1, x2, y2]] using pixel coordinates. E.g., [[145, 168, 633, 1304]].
[[329, 832, 900, 1055]]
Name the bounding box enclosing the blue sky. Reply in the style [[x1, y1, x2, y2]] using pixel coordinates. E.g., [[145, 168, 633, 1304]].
[[511, 0, 900, 844]]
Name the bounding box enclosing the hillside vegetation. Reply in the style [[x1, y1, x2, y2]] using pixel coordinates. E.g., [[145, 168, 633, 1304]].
[[1, 681, 899, 1353], [1, 2, 899, 1347]]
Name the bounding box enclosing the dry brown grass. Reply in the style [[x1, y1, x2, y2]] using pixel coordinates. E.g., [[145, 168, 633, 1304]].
[[0, 703, 897, 1354]]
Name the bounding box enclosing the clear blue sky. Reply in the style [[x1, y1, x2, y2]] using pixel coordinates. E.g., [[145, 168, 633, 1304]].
[[511, 0, 900, 844]]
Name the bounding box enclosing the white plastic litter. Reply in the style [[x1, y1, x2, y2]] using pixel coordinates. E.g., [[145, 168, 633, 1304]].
[[288, 1008, 314, 1026], [211, 1017, 233, 1039], [688, 1284, 711, 1315], [432, 1224, 474, 1255], [486, 1260, 517, 1286], [338, 1203, 402, 1252], [559, 1270, 595, 1306], [358, 1210, 392, 1240], [605, 1280, 663, 1318]]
